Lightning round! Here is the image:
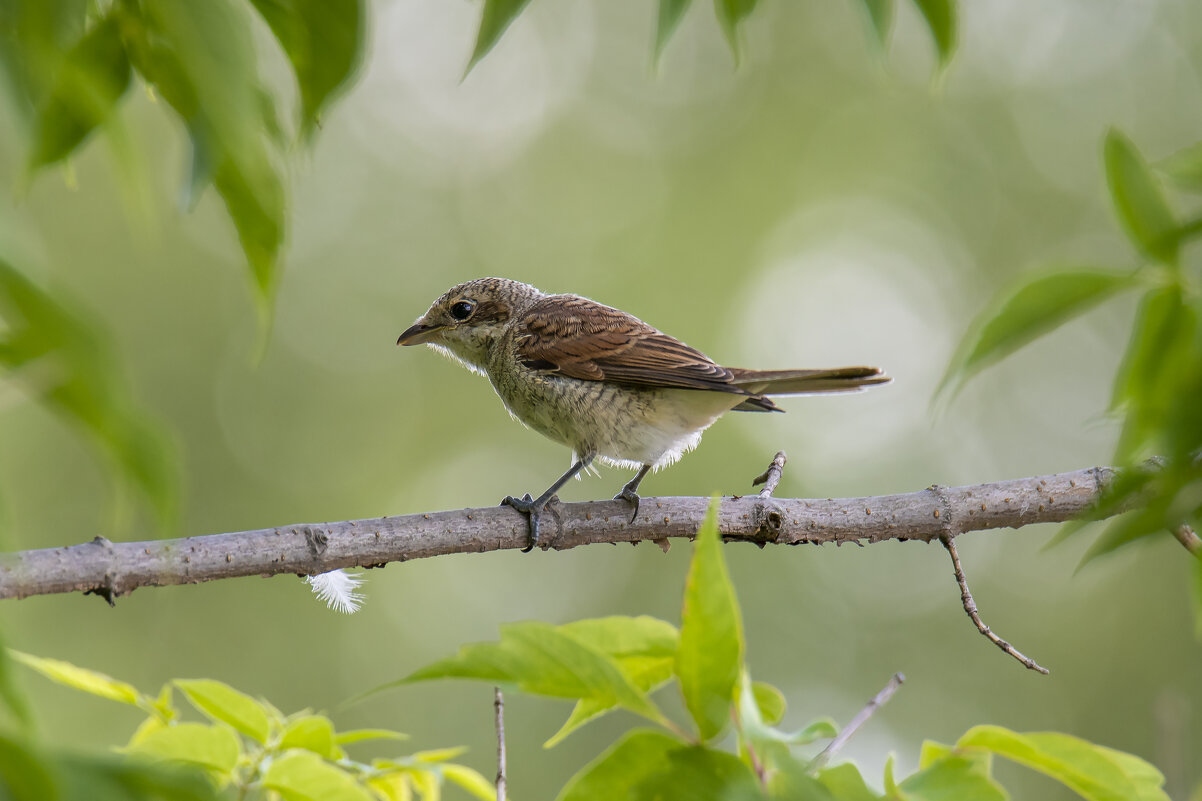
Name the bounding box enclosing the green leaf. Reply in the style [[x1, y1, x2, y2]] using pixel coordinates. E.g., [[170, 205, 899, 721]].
[[399, 621, 660, 720], [899, 755, 1006, 801], [677, 497, 744, 741], [713, 0, 759, 64], [0, 261, 178, 528], [123, 0, 286, 308], [0, 638, 31, 727], [466, 0, 534, 75], [654, 0, 693, 65], [767, 760, 839, 801], [1105, 128, 1179, 265], [859, 0, 893, 48], [412, 746, 469, 763], [334, 728, 409, 745], [558, 615, 679, 657], [11, 651, 144, 707], [175, 679, 271, 743], [555, 730, 685, 801], [57, 754, 220, 801], [263, 751, 375, 801], [126, 723, 241, 774], [939, 267, 1142, 398], [245, 0, 363, 138], [751, 681, 786, 726], [909, 0, 955, 66], [0, 0, 89, 117], [544, 653, 675, 747], [442, 764, 496, 801], [817, 763, 881, 801], [281, 715, 337, 759], [957, 725, 1169, 801], [0, 734, 56, 801], [1156, 139, 1202, 190], [29, 13, 130, 168], [633, 745, 761, 801]]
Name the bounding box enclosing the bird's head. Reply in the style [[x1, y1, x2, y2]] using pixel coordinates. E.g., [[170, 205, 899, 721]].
[[398, 278, 543, 372]]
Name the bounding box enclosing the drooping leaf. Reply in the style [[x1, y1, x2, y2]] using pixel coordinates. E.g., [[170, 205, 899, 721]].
[[175, 679, 272, 743], [545, 653, 675, 747], [125, 723, 241, 774], [554, 730, 684, 801], [957, 725, 1169, 801], [280, 715, 337, 759], [245, 0, 363, 138], [466, 0, 534, 75], [859, 0, 893, 48], [441, 764, 497, 801], [263, 751, 375, 801], [0, 260, 178, 529], [654, 0, 693, 65], [11, 651, 144, 707], [909, 0, 955, 67], [713, 0, 759, 64], [29, 13, 130, 168], [939, 267, 1142, 399], [899, 755, 1006, 801], [1105, 129, 1179, 265], [677, 497, 744, 741], [122, 0, 286, 309]]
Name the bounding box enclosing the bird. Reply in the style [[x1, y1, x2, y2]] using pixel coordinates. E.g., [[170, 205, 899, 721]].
[[398, 278, 888, 551]]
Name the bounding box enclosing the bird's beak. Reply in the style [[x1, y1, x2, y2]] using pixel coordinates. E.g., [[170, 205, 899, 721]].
[[397, 322, 444, 346]]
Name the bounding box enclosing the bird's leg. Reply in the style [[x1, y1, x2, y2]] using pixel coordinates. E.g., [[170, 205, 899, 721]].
[[613, 464, 652, 524], [502, 455, 595, 552]]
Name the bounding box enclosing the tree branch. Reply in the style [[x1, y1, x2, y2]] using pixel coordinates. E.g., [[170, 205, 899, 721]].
[[0, 465, 1120, 602], [494, 688, 506, 801]]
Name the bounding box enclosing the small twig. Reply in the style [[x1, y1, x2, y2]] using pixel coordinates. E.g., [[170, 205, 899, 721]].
[[731, 707, 768, 787], [494, 688, 506, 801], [752, 451, 788, 498], [942, 535, 1049, 674], [1170, 524, 1202, 557], [809, 673, 905, 770]]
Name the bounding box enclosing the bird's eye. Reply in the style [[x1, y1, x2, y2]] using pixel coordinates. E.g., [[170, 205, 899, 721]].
[[450, 300, 475, 321]]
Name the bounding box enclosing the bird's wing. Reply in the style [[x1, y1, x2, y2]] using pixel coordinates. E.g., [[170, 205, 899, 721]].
[[513, 294, 746, 393]]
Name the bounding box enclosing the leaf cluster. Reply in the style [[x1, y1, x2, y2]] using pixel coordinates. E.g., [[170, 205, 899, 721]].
[[940, 128, 1202, 622], [385, 500, 1170, 800], [3, 649, 492, 801]]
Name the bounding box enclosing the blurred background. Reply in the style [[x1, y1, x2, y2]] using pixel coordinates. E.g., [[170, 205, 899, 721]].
[[1, 0, 1200, 798]]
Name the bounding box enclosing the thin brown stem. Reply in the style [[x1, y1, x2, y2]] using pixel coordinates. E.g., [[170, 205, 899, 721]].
[[1170, 524, 1201, 558], [494, 688, 506, 801], [809, 673, 905, 771], [752, 451, 788, 498], [942, 535, 1049, 674]]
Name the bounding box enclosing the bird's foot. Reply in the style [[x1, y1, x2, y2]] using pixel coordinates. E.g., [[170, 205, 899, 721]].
[[613, 487, 641, 524], [501, 493, 553, 552]]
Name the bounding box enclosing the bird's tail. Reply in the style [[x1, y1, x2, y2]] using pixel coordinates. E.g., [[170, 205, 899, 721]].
[[729, 366, 888, 411]]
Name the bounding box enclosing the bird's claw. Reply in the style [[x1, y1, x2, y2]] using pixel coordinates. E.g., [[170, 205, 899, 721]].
[[501, 493, 546, 553], [613, 487, 640, 524]]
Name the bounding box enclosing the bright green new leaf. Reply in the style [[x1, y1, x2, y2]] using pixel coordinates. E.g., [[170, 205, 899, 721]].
[[1156, 138, 1202, 190], [246, 0, 363, 138], [1104, 129, 1179, 265], [0, 261, 178, 529], [126, 722, 240, 774], [545, 654, 675, 747], [677, 497, 744, 741], [175, 679, 271, 743], [412, 746, 469, 763], [442, 764, 497, 801], [899, 755, 1006, 801], [11, 650, 143, 707], [335, 728, 409, 745], [751, 681, 786, 726], [558, 615, 678, 658], [957, 725, 1169, 801], [859, 0, 893, 48], [555, 729, 684, 801], [654, 0, 693, 65], [123, 0, 286, 309], [909, 0, 955, 66], [714, 0, 759, 64], [466, 0, 534, 75], [281, 715, 337, 759], [29, 13, 130, 168], [817, 762, 881, 801], [939, 267, 1141, 399], [0, 734, 56, 801], [263, 751, 375, 801]]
